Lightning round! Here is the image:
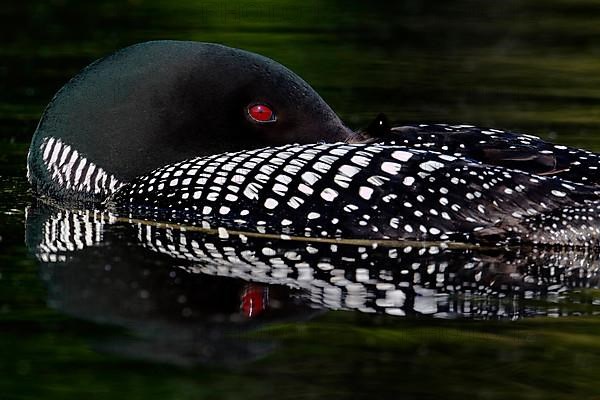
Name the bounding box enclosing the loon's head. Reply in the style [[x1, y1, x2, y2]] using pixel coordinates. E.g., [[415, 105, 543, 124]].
[[28, 40, 352, 200]]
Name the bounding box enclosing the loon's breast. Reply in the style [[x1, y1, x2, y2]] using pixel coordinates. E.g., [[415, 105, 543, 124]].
[[108, 141, 600, 246]]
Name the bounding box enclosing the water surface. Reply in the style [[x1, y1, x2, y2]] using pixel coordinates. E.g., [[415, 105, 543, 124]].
[[2, 1, 600, 398]]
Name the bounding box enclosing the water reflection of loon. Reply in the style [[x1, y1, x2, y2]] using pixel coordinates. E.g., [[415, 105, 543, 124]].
[[27, 202, 600, 323], [26, 41, 600, 246]]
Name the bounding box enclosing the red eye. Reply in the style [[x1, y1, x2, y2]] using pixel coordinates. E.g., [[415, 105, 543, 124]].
[[248, 104, 276, 123]]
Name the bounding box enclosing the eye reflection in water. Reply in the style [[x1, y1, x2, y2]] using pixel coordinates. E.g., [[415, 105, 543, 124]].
[[24, 200, 600, 365]]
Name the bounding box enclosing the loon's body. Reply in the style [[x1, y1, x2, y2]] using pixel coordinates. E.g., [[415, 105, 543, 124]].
[[27, 41, 600, 246], [109, 141, 600, 246]]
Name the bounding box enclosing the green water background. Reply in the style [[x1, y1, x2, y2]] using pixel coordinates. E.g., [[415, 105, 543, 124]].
[[2, 1, 600, 398]]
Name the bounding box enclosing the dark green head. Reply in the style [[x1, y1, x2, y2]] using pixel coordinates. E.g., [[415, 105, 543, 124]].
[[28, 41, 351, 200]]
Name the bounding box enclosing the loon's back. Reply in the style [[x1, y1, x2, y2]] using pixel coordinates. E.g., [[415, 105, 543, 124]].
[[364, 123, 600, 186]]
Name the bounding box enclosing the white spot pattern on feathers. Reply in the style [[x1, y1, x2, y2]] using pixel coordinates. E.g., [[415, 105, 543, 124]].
[[107, 140, 598, 246]]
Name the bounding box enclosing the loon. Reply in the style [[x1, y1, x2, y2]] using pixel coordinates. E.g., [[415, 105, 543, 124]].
[[27, 41, 600, 246]]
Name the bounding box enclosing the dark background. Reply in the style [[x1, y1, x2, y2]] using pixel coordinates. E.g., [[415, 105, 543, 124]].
[[4, 0, 600, 145], [2, 1, 600, 399]]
